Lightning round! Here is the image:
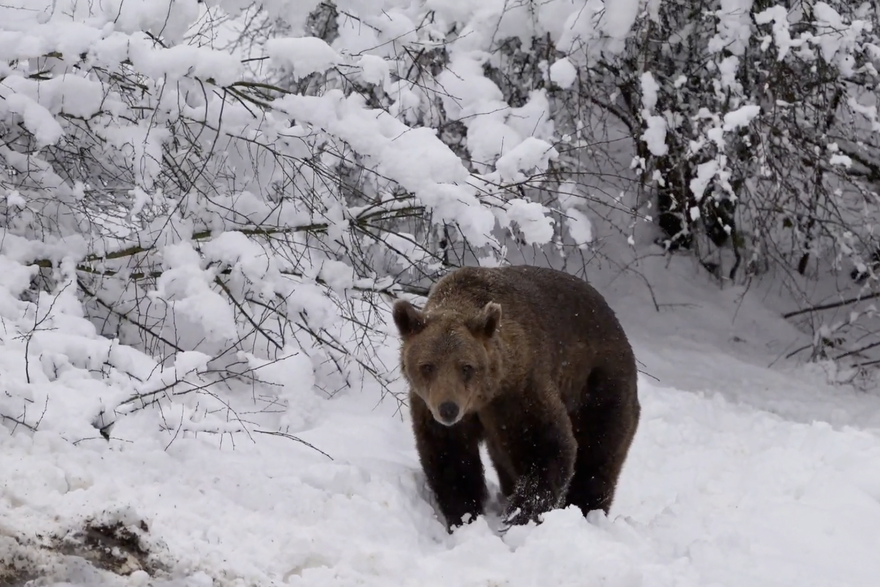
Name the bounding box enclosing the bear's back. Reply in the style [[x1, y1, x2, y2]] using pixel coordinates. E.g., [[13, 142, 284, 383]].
[[426, 265, 635, 392]]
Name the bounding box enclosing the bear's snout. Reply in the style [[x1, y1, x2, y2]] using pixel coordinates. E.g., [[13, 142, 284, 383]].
[[437, 401, 460, 425]]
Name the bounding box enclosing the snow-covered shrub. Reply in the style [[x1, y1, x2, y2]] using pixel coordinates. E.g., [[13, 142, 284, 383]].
[[619, 1, 880, 282], [1, 0, 648, 440], [583, 0, 880, 372], [6, 0, 880, 443]]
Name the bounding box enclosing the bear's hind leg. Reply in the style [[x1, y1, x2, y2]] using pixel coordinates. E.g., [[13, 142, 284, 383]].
[[565, 373, 640, 517], [411, 395, 488, 531]]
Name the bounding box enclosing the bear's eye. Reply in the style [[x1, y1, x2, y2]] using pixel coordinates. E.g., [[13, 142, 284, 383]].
[[460, 364, 475, 381], [419, 363, 435, 377]]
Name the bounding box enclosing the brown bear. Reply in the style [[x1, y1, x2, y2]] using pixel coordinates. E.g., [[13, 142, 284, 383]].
[[393, 265, 640, 531]]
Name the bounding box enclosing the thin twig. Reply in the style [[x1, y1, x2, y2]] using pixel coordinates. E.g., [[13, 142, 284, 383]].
[[782, 291, 880, 319], [253, 429, 334, 460]]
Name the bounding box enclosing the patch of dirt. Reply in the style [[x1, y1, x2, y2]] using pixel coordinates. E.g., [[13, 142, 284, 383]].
[[0, 535, 39, 587], [54, 519, 166, 577], [0, 563, 37, 587]]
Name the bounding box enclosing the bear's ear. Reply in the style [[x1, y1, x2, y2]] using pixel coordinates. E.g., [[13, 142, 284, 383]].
[[469, 301, 502, 339], [392, 299, 426, 338]]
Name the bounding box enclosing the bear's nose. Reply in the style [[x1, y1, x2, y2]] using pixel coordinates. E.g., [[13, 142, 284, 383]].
[[438, 402, 459, 423]]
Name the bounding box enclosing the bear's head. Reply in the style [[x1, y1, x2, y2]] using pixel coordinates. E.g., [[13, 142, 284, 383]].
[[392, 299, 502, 426]]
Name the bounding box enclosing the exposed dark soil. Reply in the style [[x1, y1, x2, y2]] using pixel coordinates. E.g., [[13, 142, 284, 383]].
[[56, 519, 164, 576], [1, 516, 169, 586]]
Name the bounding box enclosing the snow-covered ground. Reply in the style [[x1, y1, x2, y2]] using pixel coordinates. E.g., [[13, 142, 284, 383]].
[[2, 254, 879, 587]]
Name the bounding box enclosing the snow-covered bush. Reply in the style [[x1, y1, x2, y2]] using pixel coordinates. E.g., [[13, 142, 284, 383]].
[[6, 0, 880, 443], [0, 0, 646, 441], [617, 1, 880, 368], [620, 1, 880, 284]]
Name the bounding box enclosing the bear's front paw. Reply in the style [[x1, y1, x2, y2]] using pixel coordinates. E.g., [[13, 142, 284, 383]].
[[500, 505, 535, 529], [500, 484, 557, 530]]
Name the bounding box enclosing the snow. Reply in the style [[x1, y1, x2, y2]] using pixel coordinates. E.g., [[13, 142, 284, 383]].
[[128, 43, 243, 87], [150, 242, 239, 343], [2, 92, 63, 147], [754, 5, 798, 61], [830, 153, 853, 168], [564, 209, 594, 247], [493, 137, 559, 183], [271, 91, 498, 247], [549, 58, 577, 89], [640, 72, 660, 112], [717, 56, 741, 90], [689, 160, 720, 202], [642, 115, 669, 156], [506, 91, 555, 142], [556, 1, 604, 58], [503, 199, 555, 246], [639, 73, 668, 156], [3, 252, 880, 587], [3, 75, 106, 120], [357, 55, 389, 86], [723, 104, 762, 131], [601, 0, 641, 40], [556, 181, 594, 247], [710, 0, 757, 57], [265, 37, 342, 81], [101, 0, 200, 44]]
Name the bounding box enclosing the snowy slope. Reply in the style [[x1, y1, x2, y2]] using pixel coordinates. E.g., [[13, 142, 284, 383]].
[[606, 256, 880, 433], [2, 256, 880, 587]]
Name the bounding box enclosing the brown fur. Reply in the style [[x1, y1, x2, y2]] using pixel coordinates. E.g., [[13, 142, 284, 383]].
[[393, 265, 641, 531]]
